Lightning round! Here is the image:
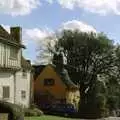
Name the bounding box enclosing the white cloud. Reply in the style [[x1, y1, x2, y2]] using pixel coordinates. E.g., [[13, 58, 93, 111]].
[[23, 28, 53, 44], [1, 0, 120, 16], [59, 20, 96, 33], [0, 0, 40, 16], [23, 27, 55, 51], [47, 0, 120, 15], [22, 27, 55, 64]]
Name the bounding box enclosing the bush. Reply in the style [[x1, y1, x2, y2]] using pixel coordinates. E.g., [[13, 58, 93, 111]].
[[107, 96, 119, 112], [95, 93, 109, 118], [24, 107, 43, 117], [0, 101, 24, 120], [78, 93, 109, 119], [30, 103, 38, 109]]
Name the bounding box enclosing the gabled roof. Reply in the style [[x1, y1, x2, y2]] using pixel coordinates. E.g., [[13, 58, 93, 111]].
[[0, 25, 25, 48], [33, 64, 79, 89]]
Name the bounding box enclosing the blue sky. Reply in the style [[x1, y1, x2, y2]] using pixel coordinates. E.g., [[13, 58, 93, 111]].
[[1, 0, 120, 64]]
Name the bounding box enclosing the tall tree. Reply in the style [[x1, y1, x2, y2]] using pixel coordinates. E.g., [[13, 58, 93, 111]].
[[53, 30, 115, 118]]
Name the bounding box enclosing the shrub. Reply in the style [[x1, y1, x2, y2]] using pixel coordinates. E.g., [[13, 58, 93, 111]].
[[95, 93, 109, 118], [0, 101, 24, 120], [78, 93, 109, 119], [107, 96, 119, 111], [24, 107, 43, 117], [30, 103, 38, 109]]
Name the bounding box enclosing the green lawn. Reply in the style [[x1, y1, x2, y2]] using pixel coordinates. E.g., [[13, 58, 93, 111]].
[[25, 115, 79, 120], [25, 116, 119, 120]]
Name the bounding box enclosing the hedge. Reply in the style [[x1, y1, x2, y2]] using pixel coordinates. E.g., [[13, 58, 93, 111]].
[[0, 101, 24, 120]]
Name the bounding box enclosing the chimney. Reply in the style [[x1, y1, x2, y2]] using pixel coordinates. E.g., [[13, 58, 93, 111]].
[[10, 26, 22, 43]]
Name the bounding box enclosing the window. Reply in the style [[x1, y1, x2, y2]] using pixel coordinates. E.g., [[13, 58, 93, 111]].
[[10, 47, 18, 59], [22, 69, 27, 78], [21, 90, 26, 99], [44, 79, 55, 86], [3, 86, 10, 99]]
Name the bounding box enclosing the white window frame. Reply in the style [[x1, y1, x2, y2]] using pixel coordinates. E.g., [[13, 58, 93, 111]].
[[10, 47, 18, 59]]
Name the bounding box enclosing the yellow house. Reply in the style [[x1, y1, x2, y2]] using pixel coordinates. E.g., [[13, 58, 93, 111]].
[[33, 64, 80, 108]]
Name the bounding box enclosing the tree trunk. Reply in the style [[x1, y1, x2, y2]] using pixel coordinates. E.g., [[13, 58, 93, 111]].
[[78, 77, 100, 119]]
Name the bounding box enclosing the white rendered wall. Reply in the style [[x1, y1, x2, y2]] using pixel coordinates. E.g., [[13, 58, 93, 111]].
[[15, 70, 31, 108], [0, 72, 14, 103]]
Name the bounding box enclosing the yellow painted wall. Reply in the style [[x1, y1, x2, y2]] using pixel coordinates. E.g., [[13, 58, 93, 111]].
[[66, 89, 80, 108], [34, 64, 80, 107], [34, 65, 67, 99]]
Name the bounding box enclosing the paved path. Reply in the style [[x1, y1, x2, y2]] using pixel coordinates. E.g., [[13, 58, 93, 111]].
[[102, 117, 120, 120], [68, 117, 120, 120], [79, 117, 120, 120]]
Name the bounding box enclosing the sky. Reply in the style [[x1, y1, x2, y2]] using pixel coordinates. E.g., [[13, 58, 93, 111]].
[[1, 0, 120, 64]]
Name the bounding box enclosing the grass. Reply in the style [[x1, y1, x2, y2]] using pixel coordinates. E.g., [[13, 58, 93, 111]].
[[25, 115, 120, 120], [25, 115, 79, 120]]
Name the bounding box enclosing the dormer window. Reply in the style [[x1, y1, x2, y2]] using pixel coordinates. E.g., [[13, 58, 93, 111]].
[[10, 47, 18, 59]]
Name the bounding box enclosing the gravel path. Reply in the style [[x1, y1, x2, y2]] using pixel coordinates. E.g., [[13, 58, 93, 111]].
[[69, 117, 120, 120], [101, 117, 120, 120], [81, 117, 120, 120]]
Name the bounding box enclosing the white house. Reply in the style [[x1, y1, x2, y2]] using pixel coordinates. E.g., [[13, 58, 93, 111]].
[[0, 25, 33, 108]]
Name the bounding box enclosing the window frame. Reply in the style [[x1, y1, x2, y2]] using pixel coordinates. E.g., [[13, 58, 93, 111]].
[[44, 78, 55, 86], [10, 47, 18, 59], [2, 86, 10, 99], [21, 90, 26, 99]]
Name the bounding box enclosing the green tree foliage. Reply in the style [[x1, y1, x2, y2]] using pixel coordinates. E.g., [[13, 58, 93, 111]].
[[52, 30, 116, 118], [104, 45, 120, 114], [41, 30, 120, 118]]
